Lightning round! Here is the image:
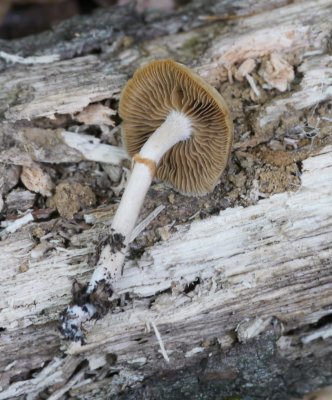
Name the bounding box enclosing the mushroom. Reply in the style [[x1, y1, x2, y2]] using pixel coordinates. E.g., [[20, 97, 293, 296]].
[[60, 59, 233, 342]]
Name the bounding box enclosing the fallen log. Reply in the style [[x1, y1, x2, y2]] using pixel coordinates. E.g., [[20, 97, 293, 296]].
[[0, 0, 332, 398]]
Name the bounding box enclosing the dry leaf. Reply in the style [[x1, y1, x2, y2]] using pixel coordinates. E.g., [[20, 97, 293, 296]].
[[21, 163, 54, 197], [74, 104, 116, 127]]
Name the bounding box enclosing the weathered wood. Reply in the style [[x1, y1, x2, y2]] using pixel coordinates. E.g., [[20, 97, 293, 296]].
[[0, 126, 128, 166], [0, 0, 332, 399], [2, 144, 331, 337], [0, 55, 125, 121], [1, 148, 332, 398]]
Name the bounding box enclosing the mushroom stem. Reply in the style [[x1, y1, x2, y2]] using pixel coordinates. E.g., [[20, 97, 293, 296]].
[[88, 110, 192, 290], [60, 111, 191, 341]]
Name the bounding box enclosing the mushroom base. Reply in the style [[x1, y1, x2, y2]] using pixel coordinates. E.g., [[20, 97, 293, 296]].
[[59, 279, 114, 343]]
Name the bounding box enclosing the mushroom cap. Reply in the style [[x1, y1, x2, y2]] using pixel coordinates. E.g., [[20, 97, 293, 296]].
[[119, 59, 233, 195]]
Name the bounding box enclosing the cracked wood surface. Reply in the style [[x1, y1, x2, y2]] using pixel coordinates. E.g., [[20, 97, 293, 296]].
[[1, 147, 331, 399]]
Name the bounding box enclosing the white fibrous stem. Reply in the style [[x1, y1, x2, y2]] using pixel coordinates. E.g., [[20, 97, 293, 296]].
[[61, 111, 192, 341], [89, 110, 192, 290]]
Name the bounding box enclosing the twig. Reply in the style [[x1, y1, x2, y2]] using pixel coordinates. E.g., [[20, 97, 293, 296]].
[[149, 320, 170, 363], [0, 213, 34, 237], [130, 205, 165, 243], [245, 74, 261, 97]]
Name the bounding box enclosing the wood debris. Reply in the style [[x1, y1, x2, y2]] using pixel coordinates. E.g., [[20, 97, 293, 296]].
[[260, 55, 332, 127], [111, 167, 130, 197], [157, 224, 171, 241], [259, 52, 295, 91], [30, 242, 52, 259], [62, 131, 128, 165], [0, 51, 60, 65], [0, 164, 21, 195], [0, 0, 331, 397], [234, 58, 256, 81], [21, 163, 54, 197], [0, 212, 34, 237], [5, 189, 36, 211], [148, 319, 170, 363], [236, 317, 272, 343], [74, 104, 117, 127], [5, 125, 127, 166], [130, 205, 165, 242]]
